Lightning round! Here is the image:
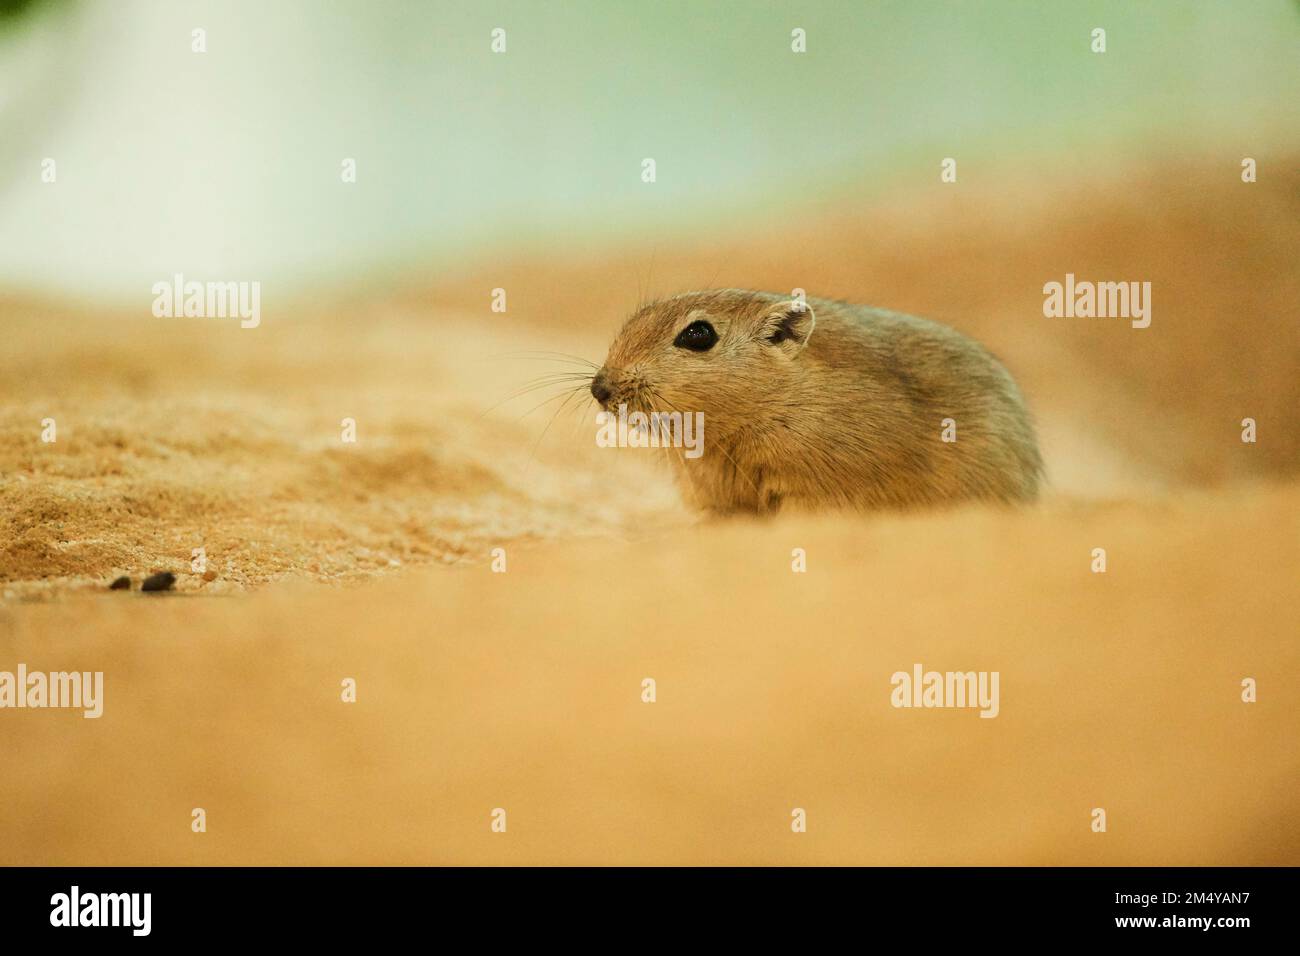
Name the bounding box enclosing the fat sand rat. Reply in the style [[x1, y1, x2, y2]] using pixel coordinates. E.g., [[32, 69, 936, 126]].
[[589, 289, 1043, 514]]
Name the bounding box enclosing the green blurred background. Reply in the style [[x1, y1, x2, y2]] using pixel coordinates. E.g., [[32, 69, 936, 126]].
[[1, 0, 1297, 302]]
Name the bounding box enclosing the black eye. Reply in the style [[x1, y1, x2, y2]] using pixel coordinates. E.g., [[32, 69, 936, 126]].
[[673, 320, 718, 352]]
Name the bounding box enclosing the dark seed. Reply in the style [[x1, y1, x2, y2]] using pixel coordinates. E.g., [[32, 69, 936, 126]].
[[141, 572, 176, 593], [109, 576, 131, 590]]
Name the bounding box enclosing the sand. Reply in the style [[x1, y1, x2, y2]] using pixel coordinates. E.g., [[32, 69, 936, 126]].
[[1, 158, 1297, 864]]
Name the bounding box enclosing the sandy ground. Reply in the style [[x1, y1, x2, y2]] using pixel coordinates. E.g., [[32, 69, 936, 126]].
[[1, 158, 1297, 864]]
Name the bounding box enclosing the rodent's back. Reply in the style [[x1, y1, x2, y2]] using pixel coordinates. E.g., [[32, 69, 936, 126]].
[[814, 301, 1042, 503]]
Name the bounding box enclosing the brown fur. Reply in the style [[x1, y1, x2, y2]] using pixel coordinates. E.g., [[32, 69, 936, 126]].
[[594, 290, 1043, 513]]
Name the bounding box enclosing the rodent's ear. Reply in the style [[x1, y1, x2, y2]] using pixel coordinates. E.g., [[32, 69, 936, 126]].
[[761, 300, 816, 356]]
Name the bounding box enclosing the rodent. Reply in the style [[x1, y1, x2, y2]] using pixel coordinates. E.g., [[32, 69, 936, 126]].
[[590, 289, 1043, 514]]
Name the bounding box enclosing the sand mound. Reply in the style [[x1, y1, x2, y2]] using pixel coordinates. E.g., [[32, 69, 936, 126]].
[[0, 303, 681, 598], [2, 481, 1296, 865]]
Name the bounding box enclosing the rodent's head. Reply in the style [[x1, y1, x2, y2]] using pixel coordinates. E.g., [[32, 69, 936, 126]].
[[591, 290, 816, 431]]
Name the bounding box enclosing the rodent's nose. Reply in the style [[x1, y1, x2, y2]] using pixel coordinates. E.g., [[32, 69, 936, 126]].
[[591, 373, 613, 406]]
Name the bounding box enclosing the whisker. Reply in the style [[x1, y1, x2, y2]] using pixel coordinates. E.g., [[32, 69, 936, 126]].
[[642, 391, 705, 510], [518, 383, 588, 421], [571, 395, 597, 444], [650, 386, 761, 501], [479, 374, 593, 418], [490, 350, 600, 368], [495, 377, 591, 407], [524, 385, 588, 475]]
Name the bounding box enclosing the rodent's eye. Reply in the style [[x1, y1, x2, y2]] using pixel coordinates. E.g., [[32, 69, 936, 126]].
[[673, 320, 718, 352]]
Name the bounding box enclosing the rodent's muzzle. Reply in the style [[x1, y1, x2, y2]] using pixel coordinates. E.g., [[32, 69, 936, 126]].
[[590, 370, 614, 409]]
